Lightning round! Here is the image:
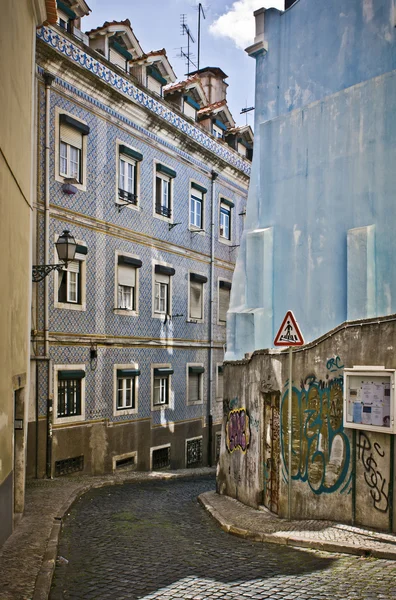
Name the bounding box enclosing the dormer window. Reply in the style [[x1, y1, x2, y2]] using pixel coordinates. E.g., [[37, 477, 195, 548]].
[[109, 39, 132, 73], [57, 1, 76, 33], [212, 120, 226, 139], [146, 66, 167, 97], [183, 95, 200, 121]]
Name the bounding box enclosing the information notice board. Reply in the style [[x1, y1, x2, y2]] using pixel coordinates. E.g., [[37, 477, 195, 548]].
[[343, 368, 396, 434]]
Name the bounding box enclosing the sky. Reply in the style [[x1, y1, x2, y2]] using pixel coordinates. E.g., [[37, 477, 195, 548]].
[[82, 1, 284, 129]]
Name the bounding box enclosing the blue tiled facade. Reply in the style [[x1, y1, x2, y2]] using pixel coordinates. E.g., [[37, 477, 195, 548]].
[[32, 25, 250, 475]]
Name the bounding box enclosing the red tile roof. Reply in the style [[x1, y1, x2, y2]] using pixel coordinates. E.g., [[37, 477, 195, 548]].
[[197, 100, 227, 115]]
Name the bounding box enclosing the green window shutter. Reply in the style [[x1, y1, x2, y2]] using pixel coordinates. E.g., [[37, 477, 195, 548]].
[[58, 370, 85, 380], [153, 368, 174, 376], [191, 182, 207, 194], [59, 114, 90, 135], [117, 369, 140, 377], [75, 244, 88, 255], [119, 145, 143, 162], [220, 198, 235, 208], [156, 164, 177, 178], [188, 366, 205, 374]]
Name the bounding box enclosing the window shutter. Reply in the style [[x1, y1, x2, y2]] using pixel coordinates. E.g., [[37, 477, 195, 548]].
[[190, 281, 202, 319], [60, 123, 83, 149], [155, 272, 170, 285], [66, 260, 80, 274], [189, 372, 200, 402], [155, 176, 162, 209], [219, 287, 230, 322], [109, 47, 127, 70], [118, 264, 136, 287]]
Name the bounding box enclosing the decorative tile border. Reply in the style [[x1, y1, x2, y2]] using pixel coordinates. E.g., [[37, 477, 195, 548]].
[[37, 26, 251, 177]]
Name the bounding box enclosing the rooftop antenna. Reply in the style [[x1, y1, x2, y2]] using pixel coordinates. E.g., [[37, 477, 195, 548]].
[[179, 14, 196, 75], [240, 103, 255, 125], [197, 3, 206, 71]]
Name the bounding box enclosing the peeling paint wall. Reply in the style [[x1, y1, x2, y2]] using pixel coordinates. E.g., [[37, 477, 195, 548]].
[[218, 317, 396, 531]]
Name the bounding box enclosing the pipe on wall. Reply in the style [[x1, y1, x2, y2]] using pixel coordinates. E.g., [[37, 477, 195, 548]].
[[43, 72, 55, 479], [207, 171, 218, 466]]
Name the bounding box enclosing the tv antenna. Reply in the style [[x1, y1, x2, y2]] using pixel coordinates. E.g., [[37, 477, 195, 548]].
[[179, 14, 197, 75], [240, 103, 255, 125], [197, 3, 206, 71]]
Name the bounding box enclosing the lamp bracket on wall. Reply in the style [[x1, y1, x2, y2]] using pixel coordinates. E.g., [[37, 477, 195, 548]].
[[169, 222, 182, 231], [32, 263, 65, 282]]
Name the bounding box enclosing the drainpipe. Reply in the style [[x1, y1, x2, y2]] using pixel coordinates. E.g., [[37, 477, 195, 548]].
[[44, 72, 55, 478], [207, 171, 218, 466]]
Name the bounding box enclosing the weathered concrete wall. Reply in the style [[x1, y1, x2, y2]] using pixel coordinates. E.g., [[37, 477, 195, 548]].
[[0, 0, 45, 545], [218, 316, 396, 531]]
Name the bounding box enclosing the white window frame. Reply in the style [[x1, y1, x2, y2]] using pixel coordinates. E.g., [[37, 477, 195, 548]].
[[59, 141, 81, 181], [116, 141, 141, 211], [186, 363, 204, 405], [212, 123, 224, 139], [218, 277, 232, 325], [54, 239, 87, 312], [54, 363, 86, 425], [113, 363, 139, 417], [216, 362, 224, 401], [152, 262, 173, 319], [55, 107, 88, 191], [151, 363, 173, 411], [189, 181, 206, 233], [188, 271, 205, 323], [219, 203, 232, 244], [114, 251, 140, 316], [153, 162, 174, 223]]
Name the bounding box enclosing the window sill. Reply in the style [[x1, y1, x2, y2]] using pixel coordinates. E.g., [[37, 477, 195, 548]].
[[113, 308, 138, 317], [218, 237, 233, 246], [153, 211, 172, 223], [189, 226, 205, 235], [116, 199, 140, 212], [187, 318, 204, 324], [151, 403, 170, 411], [55, 173, 86, 192], [55, 301, 86, 312], [114, 407, 138, 417], [53, 414, 85, 426]]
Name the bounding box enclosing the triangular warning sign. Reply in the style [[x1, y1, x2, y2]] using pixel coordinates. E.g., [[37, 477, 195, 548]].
[[274, 310, 304, 347]]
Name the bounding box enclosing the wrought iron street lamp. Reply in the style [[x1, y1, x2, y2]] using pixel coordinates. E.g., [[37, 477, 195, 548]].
[[32, 230, 77, 282]]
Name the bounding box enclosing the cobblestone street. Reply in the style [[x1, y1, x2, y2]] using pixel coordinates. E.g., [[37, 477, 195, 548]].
[[50, 476, 396, 600]]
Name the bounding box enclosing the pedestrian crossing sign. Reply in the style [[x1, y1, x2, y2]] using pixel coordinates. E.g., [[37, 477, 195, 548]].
[[274, 310, 304, 347]]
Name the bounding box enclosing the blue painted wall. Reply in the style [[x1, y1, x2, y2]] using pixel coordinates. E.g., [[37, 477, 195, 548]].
[[226, 0, 396, 359]]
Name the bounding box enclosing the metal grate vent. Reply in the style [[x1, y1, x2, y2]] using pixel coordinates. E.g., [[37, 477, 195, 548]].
[[152, 446, 170, 469], [186, 438, 203, 468], [55, 455, 84, 476]]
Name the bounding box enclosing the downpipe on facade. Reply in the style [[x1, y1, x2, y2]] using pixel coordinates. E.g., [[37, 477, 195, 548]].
[[208, 171, 218, 467], [44, 72, 55, 478]]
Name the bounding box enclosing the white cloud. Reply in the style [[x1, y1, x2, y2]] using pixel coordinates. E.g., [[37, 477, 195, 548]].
[[209, 0, 284, 50]]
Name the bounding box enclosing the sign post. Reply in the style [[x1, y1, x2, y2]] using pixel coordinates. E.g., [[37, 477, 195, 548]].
[[274, 310, 304, 520]]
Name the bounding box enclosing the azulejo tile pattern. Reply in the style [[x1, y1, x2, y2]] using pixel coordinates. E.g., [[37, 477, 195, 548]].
[[34, 32, 248, 450], [37, 26, 251, 176]]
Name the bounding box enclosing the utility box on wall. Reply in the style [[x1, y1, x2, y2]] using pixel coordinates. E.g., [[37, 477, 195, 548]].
[[343, 366, 396, 433]]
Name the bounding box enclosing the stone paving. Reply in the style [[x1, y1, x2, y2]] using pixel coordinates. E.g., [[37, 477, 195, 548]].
[[49, 477, 396, 600], [0, 468, 215, 600], [200, 491, 396, 560]]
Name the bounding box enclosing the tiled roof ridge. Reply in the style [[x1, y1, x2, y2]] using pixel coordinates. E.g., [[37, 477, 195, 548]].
[[86, 18, 132, 35], [197, 99, 227, 114]]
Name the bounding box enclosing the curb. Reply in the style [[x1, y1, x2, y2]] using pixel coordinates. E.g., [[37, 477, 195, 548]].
[[32, 468, 215, 600], [198, 493, 396, 561]]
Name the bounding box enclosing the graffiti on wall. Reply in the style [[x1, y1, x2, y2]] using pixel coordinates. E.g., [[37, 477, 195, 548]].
[[326, 355, 344, 372], [225, 408, 251, 453], [281, 373, 351, 495], [357, 432, 389, 513]]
